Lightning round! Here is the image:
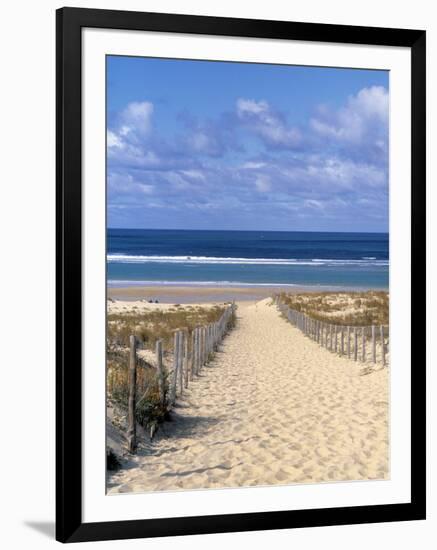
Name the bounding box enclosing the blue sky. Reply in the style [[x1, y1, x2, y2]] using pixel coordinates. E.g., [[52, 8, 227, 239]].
[[107, 56, 389, 232]]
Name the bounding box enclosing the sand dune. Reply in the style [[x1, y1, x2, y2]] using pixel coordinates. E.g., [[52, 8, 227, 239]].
[[107, 298, 389, 494]]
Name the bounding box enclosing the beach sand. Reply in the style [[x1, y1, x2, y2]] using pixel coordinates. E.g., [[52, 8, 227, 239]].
[[107, 299, 222, 314], [107, 284, 330, 304], [107, 298, 389, 494]]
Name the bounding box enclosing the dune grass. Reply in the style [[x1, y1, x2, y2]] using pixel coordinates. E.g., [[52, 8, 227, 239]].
[[107, 304, 228, 350], [278, 290, 389, 326]]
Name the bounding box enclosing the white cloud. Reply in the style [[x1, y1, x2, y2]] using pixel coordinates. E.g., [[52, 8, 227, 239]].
[[236, 98, 301, 149], [304, 199, 324, 210], [107, 130, 124, 149], [242, 161, 266, 169], [180, 170, 206, 181], [310, 86, 388, 149], [237, 98, 270, 116], [348, 86, 388, 121], [108, 172, 155, 198], [107, 101, 154, 159], [119, 101, 154, 138], [280, 155, 386, 191], [138, 184, 154, 195], [255, 175, 272, 193], [188, 132, 213, 153]]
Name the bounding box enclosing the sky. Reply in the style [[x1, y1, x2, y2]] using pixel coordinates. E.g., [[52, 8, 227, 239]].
[[107, 56, 389, 232]]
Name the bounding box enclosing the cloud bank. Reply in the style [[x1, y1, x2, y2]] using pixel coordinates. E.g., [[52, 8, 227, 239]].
[[107, 86, 389, 232]]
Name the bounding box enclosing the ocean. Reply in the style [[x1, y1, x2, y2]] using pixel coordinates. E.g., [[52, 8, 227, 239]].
[[107, 229, 389, 289]]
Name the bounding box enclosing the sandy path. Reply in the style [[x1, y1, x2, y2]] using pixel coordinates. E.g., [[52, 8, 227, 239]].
[[107, 299, 389, 494]]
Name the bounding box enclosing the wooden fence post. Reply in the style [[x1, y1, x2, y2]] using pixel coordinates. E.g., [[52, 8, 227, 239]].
[[205, 326, 208, 362], [170, 332, 179, 405], [183, 330, 189, 389], [278, 307, 390, 367], [197, 327, 202, 373], [380, 325, 386, 366], [155, 339, 165, 406], [192, 329, 197, 376], [201, 327, 205, 367], [190, 330, 196, 379], [196, 328, 200, 374], [127, 335, 137, 453], [354, 327, 358, 362], [197, 327, 202, 371], [178, 330, 184, 395]]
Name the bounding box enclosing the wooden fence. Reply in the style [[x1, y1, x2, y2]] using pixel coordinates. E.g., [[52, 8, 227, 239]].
[[274, 297, 388, 368], [126, 304, 236, 453]]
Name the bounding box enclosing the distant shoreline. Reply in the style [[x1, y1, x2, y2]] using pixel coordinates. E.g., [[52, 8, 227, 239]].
[[107, 283, 388, 304]]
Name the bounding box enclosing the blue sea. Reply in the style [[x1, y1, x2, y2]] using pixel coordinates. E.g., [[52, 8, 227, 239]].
[[107, 229, 389, 289]]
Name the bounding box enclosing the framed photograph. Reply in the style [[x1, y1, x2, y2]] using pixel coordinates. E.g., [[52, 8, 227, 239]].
[[56, 7, 426, 543]]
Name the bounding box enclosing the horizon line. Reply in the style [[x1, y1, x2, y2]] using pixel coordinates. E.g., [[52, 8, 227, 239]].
[[107, 227, 389, 235]]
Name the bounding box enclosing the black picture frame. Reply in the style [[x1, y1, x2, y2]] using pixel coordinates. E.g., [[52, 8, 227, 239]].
[[56, 6, 426, 543]]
